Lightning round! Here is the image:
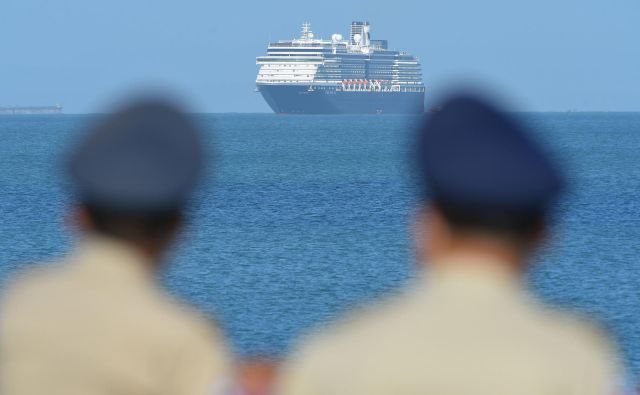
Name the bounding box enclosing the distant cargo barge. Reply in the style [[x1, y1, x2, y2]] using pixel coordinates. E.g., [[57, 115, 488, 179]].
[[0, 105, 63, 115]]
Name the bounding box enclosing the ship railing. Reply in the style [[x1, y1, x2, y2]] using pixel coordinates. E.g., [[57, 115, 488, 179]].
[[340, 79, 410, 92]]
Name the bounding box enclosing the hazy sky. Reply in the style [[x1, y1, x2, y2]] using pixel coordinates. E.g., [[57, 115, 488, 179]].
[[2, 0, 639, 113]]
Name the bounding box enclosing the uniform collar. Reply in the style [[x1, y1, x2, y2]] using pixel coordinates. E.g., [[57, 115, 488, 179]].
[[422, 253, 528, 303], [70, 234, 157, 285]]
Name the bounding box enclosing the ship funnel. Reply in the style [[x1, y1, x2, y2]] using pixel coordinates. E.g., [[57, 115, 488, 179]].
[[350, 21, 370, 46]]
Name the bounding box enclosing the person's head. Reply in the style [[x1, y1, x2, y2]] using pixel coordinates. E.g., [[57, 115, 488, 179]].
[[414, 92, 563, 272], [68, 98, 204, 259], [74, 204, 182, 256]]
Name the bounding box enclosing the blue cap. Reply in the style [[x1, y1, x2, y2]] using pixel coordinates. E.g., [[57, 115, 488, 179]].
[[69, 99, 203, 213], [416, 93, 563, 212]]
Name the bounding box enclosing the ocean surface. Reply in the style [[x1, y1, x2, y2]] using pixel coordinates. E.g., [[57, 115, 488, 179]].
[[0, 113, 639, 378]]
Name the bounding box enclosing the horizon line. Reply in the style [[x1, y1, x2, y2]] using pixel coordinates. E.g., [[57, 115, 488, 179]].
[[21, 110, 640, 115]]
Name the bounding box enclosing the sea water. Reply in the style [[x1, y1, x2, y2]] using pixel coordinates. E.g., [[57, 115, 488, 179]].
[[0, 113, 638, 376]]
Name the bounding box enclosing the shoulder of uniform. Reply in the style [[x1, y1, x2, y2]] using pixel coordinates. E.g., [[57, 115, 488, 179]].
[[290, 287, 418, 363], [536, 305, 624, 391], [542, 305, 608, 336], [166, 299, 232, 365], [151, 293, 226, 345], [532, 303, 617, 357], [279, 289, 421, 395], [1, 260, 69, 300]]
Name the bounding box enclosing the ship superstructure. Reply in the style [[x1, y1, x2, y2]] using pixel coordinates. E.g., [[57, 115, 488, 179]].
[[256, 22, 425, 114]]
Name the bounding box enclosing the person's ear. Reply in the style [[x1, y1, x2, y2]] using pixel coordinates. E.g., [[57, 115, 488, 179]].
[[427, 205, 454, 258], [413, 204, 452, 267], [65, 204, 94, 234]]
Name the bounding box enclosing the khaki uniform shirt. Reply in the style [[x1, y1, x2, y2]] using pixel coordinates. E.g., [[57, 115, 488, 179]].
[[0, 236, 230, 395], [279, 255, 622, 395]]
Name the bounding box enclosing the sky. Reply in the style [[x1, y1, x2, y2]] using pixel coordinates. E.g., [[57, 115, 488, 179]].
[[1, 0, 639, 113]]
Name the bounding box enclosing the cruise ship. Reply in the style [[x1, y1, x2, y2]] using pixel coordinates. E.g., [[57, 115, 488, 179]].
[[256, 22, 425, 114]]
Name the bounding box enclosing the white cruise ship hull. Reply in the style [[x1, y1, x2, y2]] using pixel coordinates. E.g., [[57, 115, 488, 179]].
[[258, 84, 425, 114]]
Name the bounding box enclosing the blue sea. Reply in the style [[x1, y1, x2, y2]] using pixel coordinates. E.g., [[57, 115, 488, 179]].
[[0, 113, 639, 378]]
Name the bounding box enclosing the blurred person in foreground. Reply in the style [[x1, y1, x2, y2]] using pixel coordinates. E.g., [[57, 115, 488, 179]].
[[278, 92, 624, 395], [0, 100, 230, 395]]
